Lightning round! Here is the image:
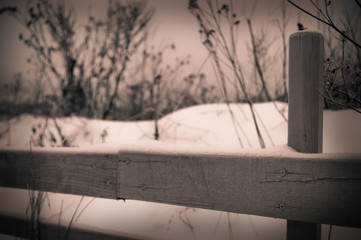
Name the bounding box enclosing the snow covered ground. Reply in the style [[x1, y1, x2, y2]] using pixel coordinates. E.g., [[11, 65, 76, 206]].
[[1, 102, 361, 240]]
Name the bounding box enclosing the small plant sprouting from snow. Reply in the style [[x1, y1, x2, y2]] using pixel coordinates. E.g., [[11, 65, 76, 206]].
[[100, 127, 109, 143]]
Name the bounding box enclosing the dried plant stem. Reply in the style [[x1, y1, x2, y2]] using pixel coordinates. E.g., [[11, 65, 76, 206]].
[[64, 196, 85, 240], [74, 197, 96, 222], [178, 208, 197, 240], [248, 18, 288, 122], [190, 0, 266, 148], [211, 55, 244, 148], [52, 118, 70, 147], [254, 107, 275, 146], [227, 212, 233, 240], [247, 19, 272, 101], [275, 0, 289, 101], [287, 0, 361, 49]]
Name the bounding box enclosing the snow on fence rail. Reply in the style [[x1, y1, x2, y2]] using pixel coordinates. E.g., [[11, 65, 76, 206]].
[[1, 32, 361, 240]]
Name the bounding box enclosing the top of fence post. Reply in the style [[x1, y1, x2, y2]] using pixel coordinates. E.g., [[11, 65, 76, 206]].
[[288, 31, 324, 154]]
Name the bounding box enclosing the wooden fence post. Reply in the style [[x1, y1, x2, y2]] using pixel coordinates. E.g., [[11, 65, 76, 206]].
[[287, 31, 324, 240]]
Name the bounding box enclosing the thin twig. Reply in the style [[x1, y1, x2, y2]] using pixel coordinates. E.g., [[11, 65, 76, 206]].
[[74, 197, 96, 222], [354, 0, 361, 9], [319, 91, 361, 114], [212, 212, 223, 236], [227, 212, 233, 240], [328, 225, 333, 240], [178, 208, 197, 240], [247, 18, 272, 101], [254, 107, 275, 146], [64, 196, 85, 240], [287, 0, 361, 48], [191, 0, 266, 148]]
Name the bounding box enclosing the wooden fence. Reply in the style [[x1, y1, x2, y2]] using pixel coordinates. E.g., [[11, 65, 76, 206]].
[[1, 32, 361, 240]]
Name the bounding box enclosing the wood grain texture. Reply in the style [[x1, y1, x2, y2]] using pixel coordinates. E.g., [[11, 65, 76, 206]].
[[1, 149, 361, 228], [287, 31, 324, 240], [116, 151, 361, 228], [0, 149, 119, 199], [288, 31, 324, 154]]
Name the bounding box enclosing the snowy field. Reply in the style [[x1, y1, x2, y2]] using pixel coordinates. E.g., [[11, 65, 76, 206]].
[[1, 102, 361, 240]]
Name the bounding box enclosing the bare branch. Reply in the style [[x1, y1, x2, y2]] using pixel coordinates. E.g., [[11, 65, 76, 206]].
[[287, 0, 361, 49]]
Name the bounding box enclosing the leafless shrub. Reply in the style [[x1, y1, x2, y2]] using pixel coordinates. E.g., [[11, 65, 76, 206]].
[[1, 0, 153, 119], [189, 0, 268, 148]]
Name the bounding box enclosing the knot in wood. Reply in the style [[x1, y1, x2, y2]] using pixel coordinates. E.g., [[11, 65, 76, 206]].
[[279, 203, 286, 211]]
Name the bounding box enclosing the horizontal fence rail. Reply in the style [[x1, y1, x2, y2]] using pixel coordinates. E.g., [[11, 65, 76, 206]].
[[1, 145, 361, 228]]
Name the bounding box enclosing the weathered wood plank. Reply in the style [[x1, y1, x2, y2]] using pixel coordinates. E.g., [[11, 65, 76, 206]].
[[2, 147, 360, 228], [0, 149, 119, 199], [117, 151, 361, 228], [287, 31, 324, 240]]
